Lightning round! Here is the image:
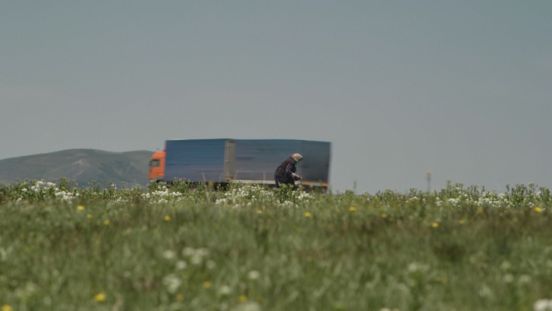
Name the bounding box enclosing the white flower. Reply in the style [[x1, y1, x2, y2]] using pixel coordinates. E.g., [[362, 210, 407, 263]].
[[447, 198, 460, 206], [503, 274, 514, 283], [206, 260, 216, 270], [407, 262, 429, 274], [406, 196, 418, 203], [219, 285, 231, 296], [215, 198, 228, 205], [231, 302, 261, 311], [54, 190, 76, 202], [247, 270, 260, 280], [280, 201, 294, 208], [183, 247, 209, 265], [162, 274, 181, 294], [534, 299, 552, 311], [518, 274, 531, 284], [141, 186, 183, 204], [162, 250, 176, 260], [191, 254, 203, 265], [176, 260, 187, 270], [182, 247, 195, 257], [500, 261, 511, 270], [478, 285, 493, 299]]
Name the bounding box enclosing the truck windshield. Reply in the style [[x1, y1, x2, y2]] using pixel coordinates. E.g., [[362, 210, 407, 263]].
[[149, 159, 161, 167]]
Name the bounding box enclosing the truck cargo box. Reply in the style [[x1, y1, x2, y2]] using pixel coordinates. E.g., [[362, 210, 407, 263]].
[[162, 139, 331, 187]]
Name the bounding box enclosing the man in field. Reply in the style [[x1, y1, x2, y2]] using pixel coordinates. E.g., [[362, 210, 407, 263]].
[[274, 153, 303, 188]]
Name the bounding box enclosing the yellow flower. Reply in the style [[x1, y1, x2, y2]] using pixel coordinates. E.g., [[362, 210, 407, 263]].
[[176, 293, 184, 302], [381, 213, 388, 219], [103, 219, 111, 226], [164, 215, 172, 222], [348, 206, 357, 213], [2, 304, 13, 311], [431, 222, 440, 228], [239, 295, 248, 303], [256, 209, 263, 214], [533, 207, 544, 214], [87, 213, 93, 220], [94, 292, 106, 303], [304, 211, 313, 218], [202, 281, 212, 289], [458, 219, 466, 225], [76, 205, 85, 212]]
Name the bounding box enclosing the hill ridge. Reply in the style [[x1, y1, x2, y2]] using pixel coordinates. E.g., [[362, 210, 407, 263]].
[[0, 149, 152, 187]]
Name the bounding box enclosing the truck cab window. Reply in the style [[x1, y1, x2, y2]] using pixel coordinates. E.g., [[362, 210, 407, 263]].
[[149, 159, 160, 167]]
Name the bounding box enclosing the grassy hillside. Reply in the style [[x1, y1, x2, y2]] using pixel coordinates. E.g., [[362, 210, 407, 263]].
[[0, 149, 151, 187]]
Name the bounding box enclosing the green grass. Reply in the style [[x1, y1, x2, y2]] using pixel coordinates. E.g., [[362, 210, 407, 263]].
[[1, 182, 552, 310]]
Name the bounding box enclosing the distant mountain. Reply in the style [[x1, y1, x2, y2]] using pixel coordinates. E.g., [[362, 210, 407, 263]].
[[0, 149, 152, 187]]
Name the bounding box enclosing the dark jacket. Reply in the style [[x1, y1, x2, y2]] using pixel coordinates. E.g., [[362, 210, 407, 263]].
[[274, 157, 298, 186]]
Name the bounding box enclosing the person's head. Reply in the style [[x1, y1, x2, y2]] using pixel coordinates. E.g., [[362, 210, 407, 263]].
[[291, 153, 303, 162]]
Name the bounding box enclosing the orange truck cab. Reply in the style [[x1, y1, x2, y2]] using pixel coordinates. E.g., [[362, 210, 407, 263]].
[[148, 150, 166, 182]]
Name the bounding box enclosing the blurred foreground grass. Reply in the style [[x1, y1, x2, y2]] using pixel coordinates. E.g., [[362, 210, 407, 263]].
[[1, 181, 552, 310]]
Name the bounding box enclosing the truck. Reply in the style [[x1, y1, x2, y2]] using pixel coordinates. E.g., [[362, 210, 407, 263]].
[[148, 139, 331, 190]]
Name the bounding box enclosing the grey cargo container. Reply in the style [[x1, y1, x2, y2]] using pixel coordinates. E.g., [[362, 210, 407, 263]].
[[163, 139, 330, 188]]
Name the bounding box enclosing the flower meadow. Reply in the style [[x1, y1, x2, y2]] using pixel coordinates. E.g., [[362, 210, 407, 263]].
[[1, 181, 552, 310]]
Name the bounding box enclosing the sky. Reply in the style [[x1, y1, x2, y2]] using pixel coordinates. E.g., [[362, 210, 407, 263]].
[[1, 1, 551, 192]]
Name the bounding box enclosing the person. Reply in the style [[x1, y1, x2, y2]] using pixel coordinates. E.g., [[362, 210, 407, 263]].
[[274, 153, 303, 188]]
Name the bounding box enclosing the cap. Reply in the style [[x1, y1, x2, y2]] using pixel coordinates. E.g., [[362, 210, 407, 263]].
[[291, 153, 303, 162]]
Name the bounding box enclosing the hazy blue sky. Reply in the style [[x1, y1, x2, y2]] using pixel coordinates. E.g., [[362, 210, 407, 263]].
[[1, 1, 551, 192]]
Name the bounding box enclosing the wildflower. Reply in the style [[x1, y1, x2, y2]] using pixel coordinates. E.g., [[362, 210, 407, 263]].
[[76, 205, 85, 212], [219, 285, 231, 295], [2, 305, 13, 311], [234, 302, 261, 311], [478, 285, 493, 299], [348, 206, 357, 213], [458, 219, 466, 225], [500, 261, 511, 270], [431, 222, 440, 229], [407, 262, 429, 274], [381, 213, 388, 219], [176, 260, 187, 270], [176, 293, 184, 302], [256, 209, 263, 214], [55, 190, 76, 202], [239, 295, 248, 303], [163, 274, 181, 293], [534, 299, 552, 311], [534, 207, 544, 214], [191, 254, 203, 265], [164, 215, 172, 222], [503, 274, 514, 283], [447, 198, 460, 206], [518, 274, 531, 285], [206, 260, 216, 270], [247, 270, 260, 280], [203, 281, 212, 289], [87, 213, 93, 220], [162, 250, 176, 260], [103, 219, 111, 226], [94, 292, 107, 303], [304, 211, 313, 218]]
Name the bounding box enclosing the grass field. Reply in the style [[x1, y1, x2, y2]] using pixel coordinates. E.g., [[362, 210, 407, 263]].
[[1, 181, 552, 311]]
